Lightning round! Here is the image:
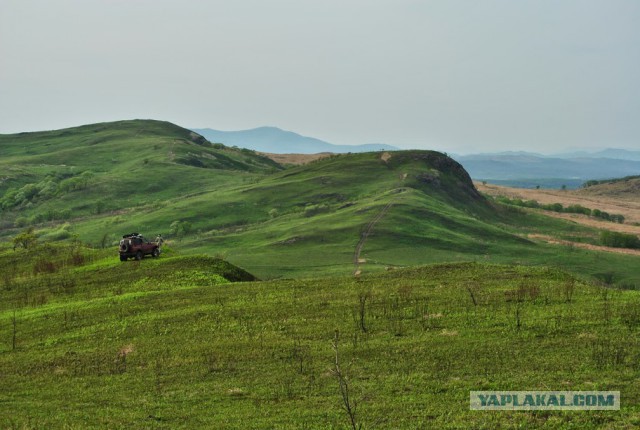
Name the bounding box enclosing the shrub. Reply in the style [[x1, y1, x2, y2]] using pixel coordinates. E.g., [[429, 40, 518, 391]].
[[304, 204, 330, 218], [566, 204, 591, 216], [12, 227, 38, 250], [170, 220, 193, 238], [542, 203, 563, 212], [41, 223, 73, 241], [14, 217, 29, 228], [610, 214, 625, 224], [600, 231, 640, 249]]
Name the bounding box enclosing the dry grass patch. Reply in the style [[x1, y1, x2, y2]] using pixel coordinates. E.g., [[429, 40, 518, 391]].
[[477, 182, 640, 231]]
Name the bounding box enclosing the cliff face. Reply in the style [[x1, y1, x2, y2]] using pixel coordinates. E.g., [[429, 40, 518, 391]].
[[387, 150, 484, 203]]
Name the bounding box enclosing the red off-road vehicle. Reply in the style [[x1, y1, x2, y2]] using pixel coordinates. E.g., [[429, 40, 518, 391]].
[[119, 233, 160, 261]]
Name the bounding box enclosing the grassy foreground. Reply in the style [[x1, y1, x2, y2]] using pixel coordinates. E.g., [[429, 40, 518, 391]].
[[1, 246, 639, 428]]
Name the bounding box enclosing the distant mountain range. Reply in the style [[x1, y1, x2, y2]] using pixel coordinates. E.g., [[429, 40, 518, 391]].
[[453, 152, 640, 189], [455, 149, 640, 161], [553, 148, 640, 161], [191, 126, 398, 154]]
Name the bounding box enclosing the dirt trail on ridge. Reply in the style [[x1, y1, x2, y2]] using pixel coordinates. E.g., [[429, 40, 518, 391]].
[[353, 202, 394, 275], [353, 152, 405, 276]]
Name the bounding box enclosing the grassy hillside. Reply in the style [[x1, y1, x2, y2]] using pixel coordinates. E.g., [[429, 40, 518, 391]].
[[179, 150, 501, 277], [1, 246, 639, 428], [580, 176, 640, 200], [2, 121, 639, 285], [0, 119, 282, 230]]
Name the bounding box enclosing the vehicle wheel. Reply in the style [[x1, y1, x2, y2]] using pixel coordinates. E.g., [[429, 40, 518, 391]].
[[152, 248, 160, 258], [135, 251, 143, 261], [120, 255, 127, 262]]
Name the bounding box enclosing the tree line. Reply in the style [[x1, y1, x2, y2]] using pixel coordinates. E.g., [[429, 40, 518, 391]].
[[494, 196, 625, 223]]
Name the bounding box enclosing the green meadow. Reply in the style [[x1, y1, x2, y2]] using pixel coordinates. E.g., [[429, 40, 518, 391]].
[[1, 120, 640, 428], [1, 246, 639, 428]]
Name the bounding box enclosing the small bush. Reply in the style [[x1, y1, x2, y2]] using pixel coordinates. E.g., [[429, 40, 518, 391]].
[[14, 217, 29, 228], [600, 231, 640, 249], [304, 204, 330, 218], [566, 204, 591, 216], [541, 203, 563, 212]]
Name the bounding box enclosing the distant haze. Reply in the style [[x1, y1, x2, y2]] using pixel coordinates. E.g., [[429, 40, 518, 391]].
[[192, 127, 398, 154], [1, 0, 639, 154]]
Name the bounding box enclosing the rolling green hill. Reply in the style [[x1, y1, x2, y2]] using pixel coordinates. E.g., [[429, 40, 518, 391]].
[[0, 119, 282, 229], [1, 120, 639, 285]]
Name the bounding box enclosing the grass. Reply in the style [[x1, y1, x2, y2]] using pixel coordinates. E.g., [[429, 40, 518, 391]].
[[2, 119, 640, 427], [0, 119, 281, 229], [2, 120, 639, 286], [1, 246, 639, 428]]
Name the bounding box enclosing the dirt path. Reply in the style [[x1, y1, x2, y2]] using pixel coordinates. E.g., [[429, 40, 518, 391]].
[[352, 152, 404, 276], [168, 140, 178, 161], [353, 201, 394, 275]]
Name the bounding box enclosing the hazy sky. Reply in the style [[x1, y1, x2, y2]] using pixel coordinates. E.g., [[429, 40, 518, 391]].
[[1, 0, 638, 154]]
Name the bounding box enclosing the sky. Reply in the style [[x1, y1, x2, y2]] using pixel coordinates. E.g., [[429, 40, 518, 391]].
[[1, 0, 639, 154]]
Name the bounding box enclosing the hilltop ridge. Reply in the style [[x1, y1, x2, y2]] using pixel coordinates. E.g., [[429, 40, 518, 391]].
[[0, 119, 282, 232], [0, 119, 281, 172]]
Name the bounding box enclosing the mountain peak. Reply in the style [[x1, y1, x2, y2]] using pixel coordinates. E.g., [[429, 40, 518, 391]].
[[191, 126, 398, 154]]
